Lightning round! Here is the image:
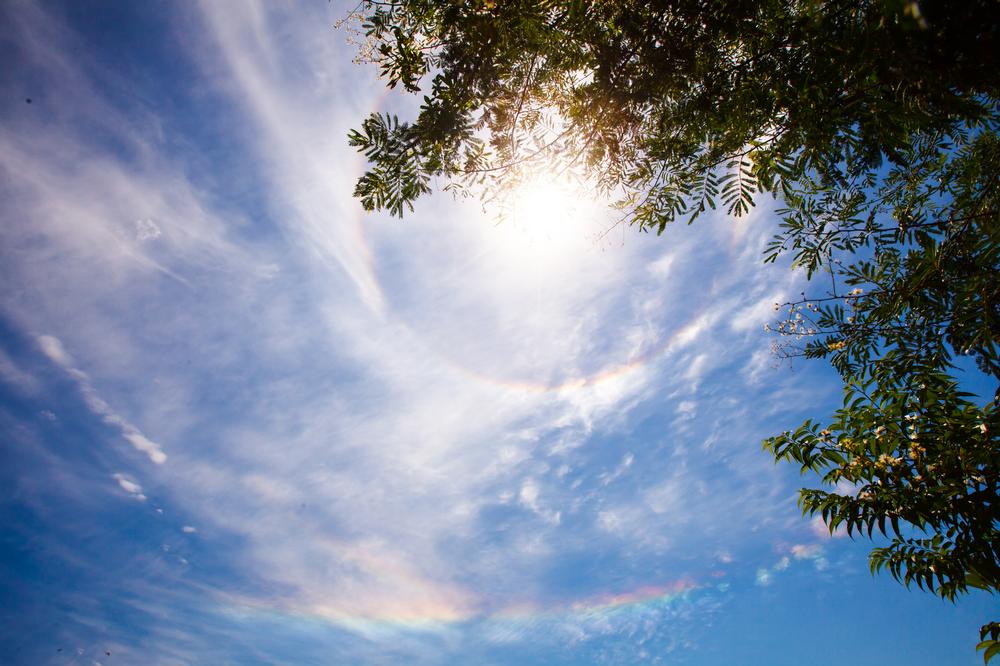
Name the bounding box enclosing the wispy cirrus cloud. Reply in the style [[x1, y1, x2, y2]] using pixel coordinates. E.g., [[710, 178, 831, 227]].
[[37, 334, 166, 465], [0, 346, 40, 395], [113, 473, 148, 501], [0, 1, 864, 663]]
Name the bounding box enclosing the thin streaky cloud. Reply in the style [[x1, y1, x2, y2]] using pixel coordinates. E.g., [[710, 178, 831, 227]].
[[0, 346, 41, 395], [38, 334, 167, 465]]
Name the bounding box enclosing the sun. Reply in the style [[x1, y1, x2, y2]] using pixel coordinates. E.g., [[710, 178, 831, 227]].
[[510, 176, 578, 234], [489, 172, 601, 264]]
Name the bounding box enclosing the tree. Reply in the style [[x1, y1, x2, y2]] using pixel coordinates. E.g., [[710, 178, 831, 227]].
[[344, 0, 999, 658], [762, 122, 1000, 662]]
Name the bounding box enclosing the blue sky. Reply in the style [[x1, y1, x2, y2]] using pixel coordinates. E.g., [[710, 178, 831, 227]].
[[0, 2, 994, 664]]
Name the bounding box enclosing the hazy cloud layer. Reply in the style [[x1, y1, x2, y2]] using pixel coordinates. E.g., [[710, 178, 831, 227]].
[[1, 3, 989, 665]]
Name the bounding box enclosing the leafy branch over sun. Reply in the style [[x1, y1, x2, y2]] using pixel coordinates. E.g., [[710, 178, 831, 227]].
[[342, 1, 1000, 658]]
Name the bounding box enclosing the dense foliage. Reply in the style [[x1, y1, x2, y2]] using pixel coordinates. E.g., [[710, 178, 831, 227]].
[[344, 0, 999, 657]]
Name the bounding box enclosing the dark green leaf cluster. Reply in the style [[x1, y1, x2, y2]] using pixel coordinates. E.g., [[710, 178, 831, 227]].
[[764, 372, 998, 600], [762, 116, 1000, 656], [981, 622, 1000, 665]]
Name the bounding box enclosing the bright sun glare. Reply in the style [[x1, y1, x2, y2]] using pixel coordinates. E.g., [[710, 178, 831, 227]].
[[491, 173, 602, 265]]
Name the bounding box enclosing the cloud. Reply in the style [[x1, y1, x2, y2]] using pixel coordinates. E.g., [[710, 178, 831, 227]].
[[809, 514, 847, 539], [135, 218, 163, 242], [729, 292, 786, 333], [790, 543, 823, 560], [113, 473, 147, 501], [518, 479, 561, 526], [647, 252, 676, 278], [597, 510, 622, 532], [754, 543, 828, 588], [598, 452, 634, 486], [671, 315, 711, 350], [37, 335, 167, 465], [676, 400, 697, 417], [742, 348, 774, 385], [38, 334, 73, 367], [791, 543, 829, 571], [684, 353, 710, 384], [0, 346, 40, 394], [193, 0, 386, 313]]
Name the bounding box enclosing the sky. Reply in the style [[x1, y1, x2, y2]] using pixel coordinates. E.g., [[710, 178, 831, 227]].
[[0, 2, 994, 665]]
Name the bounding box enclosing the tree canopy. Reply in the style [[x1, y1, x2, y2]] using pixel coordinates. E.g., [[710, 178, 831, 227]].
[[345, 0, 999, 659]]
